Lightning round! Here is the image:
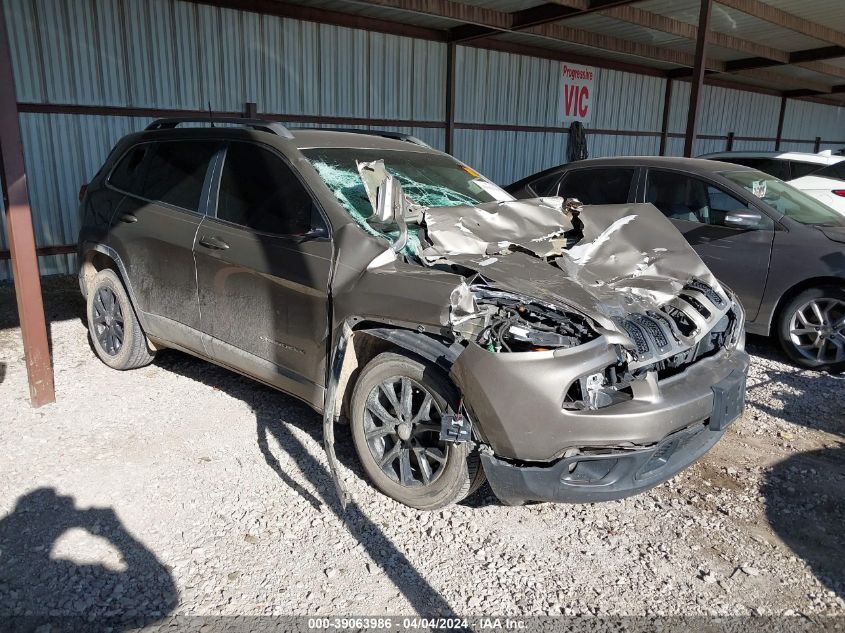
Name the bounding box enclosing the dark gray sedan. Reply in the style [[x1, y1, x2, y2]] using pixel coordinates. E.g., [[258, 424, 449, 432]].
[[507, 157, 845, 371]]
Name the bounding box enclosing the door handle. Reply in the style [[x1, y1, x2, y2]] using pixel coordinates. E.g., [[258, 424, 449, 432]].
[[198, 235, 230, 250], [119, 213, 138, 223]]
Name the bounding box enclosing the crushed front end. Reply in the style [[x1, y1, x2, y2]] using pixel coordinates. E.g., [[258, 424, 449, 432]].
[[425, 198, 751, 505], [326, 161, 750, 506], [449, 281, 748, 505]]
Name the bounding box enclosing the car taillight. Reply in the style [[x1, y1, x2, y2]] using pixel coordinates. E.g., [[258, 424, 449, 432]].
[[78, 184, 88, 201], [833, 189, 845, 197]]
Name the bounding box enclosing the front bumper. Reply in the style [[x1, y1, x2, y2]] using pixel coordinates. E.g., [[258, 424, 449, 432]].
[[481, 367, 747, 505], [450, 339, 750, 504]]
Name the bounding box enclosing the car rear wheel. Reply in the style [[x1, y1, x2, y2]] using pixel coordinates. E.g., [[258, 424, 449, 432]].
[[777, 286, 845, 373], [350, 351, 484, 509], [86, 269, 155, 370]]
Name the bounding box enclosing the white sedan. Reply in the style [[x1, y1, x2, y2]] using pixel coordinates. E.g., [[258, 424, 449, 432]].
[[701, 150, 845, 215], [789, 161, 845, 215]]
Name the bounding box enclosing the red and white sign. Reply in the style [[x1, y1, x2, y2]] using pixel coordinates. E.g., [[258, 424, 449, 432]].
[[561, 63, 595, 123]]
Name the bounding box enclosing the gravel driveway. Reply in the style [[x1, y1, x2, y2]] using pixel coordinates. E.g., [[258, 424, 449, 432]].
[[1, 276, 843, 619]]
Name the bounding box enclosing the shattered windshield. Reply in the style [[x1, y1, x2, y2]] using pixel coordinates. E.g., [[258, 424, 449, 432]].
[[721, 170, 845, 226], [302, 148, 513, 222]]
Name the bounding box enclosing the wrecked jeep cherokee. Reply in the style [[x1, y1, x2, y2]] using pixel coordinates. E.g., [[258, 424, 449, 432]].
[[78, 118, 750, 509]]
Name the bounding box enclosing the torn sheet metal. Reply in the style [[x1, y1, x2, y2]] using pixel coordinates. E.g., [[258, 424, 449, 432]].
[[418, 200, 731, 353], [422, 198, 575, 260], [557, 203, 720, 308]]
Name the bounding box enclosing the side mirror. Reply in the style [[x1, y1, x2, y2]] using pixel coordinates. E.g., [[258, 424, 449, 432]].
[[358, 160, 409, 253], [723, 209, 763, 230]]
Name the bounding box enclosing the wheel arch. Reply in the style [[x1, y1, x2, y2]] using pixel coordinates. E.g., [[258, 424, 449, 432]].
[[79, 244, 138, 306], [334, 322, 463, 422], [79, 243, 154, 341], [769, 276, 845, 334]]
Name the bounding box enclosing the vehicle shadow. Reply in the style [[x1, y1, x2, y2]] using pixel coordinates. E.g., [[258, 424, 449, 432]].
[[0, 275, 85, 331], [744, 334, 845, 433], [156, 350, 460, 617], [761, 444, 845, 601], [0, 487, 177, 627], [0, 276, 86, 366]]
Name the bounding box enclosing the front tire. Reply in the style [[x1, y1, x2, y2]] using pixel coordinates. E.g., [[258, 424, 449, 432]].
[[777, 286, 845, 373], [86, 269, 155, 370], [350, 351, 483, 510]]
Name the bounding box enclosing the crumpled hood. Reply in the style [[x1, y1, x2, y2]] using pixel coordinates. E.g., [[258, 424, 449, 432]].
[[422, 199, 725, 328]]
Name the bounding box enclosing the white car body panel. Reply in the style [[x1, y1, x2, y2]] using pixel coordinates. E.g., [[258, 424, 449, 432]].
[[789, 175, 845, 215]]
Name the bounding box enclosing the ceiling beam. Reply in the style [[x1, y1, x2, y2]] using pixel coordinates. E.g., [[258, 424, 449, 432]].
[[469, 36, 666, 77], [599, 4, 789, 62], [590, 3, 845, 82], [798, 61, 845, 81], [450, 0, 639, 43], [715, 0, 845, 48], [349, 0, 725, 71], [192, 0, 448, 40], [525, 21, 725, 71], [725, 45, 845, 72], [784, 84, 845, 98], [341, 0, 509, 29], [734, 69, 833, 94]]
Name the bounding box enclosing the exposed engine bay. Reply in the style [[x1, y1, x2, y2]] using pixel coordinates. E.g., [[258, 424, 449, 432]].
[[452, 286, 597, 353]]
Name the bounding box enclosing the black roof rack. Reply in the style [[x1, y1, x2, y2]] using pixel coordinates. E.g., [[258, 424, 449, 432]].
[[296, 127, 432, 148], [145, 117, 294, 139]]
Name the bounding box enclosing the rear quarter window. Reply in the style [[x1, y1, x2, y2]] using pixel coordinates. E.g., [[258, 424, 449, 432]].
[[789, 161, 824, 179]]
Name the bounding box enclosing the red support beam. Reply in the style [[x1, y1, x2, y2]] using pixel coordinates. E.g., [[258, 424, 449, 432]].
[[659, 79, 673, 155], [684, 0, 712, 157], [0, 2, 55, 407], [445, 42, 456, 155], [775, 96, 787, 151]]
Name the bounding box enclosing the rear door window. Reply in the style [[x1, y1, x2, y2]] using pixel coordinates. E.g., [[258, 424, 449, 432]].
[[109, 141, 218, 213], [216, 142, 317, 235], [142, 142, 218, 212], [558, 168, 635, 204]]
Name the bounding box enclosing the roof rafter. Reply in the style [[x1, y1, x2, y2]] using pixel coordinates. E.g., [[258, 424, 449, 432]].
[[716, 0, 845, 47], [449, 0, 639, 43], [598, 4, 789, 62], [784, 84, 845, 98], [725, 45, 845, 72], [715, 0, 845, 72], [525, 21, 725, 71]]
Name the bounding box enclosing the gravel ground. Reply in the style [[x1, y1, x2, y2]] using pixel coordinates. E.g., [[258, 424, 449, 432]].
[[1, 276, 843, 619]]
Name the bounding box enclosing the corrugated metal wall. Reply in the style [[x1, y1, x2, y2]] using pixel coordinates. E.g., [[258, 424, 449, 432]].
[[666, 80, 783, 156], [781, 99, 845, 153], [3, 0, 845, 282], [453, 46, 667, 183]]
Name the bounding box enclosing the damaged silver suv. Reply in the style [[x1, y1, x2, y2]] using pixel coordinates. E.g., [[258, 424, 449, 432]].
[[78, 118, 750, 509]]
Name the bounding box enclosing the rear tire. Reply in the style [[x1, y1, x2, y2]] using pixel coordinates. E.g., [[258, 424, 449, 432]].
[[350, 351, 483, 510], [776, 286, 845, 373], [86, 269, 155, 370]]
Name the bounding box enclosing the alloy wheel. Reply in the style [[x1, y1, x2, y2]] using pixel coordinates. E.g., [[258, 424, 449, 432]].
[[788, 297, 845, 365], [363, 376, 448, 487], [92, 286, 124, 356]]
